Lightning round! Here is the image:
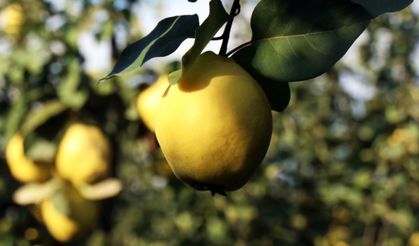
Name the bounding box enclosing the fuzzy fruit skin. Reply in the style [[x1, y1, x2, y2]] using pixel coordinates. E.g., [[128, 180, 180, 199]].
[[40, 184, 98, 242], [136, 75, 169, 132], [155, 52, 272, 192], [56, 123, 111, 187], [5, 133, 51, 183]]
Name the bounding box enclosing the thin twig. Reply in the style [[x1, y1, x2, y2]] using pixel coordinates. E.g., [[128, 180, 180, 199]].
[[226, 40, 252, 57], [211, 36, 224, 41], [219, 0, 241, 56]]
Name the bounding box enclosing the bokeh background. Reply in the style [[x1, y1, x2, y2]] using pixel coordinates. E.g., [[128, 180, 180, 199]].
[[1, 0, 419, 245]]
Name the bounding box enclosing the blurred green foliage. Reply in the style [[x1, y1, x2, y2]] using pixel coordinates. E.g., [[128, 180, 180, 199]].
[[0, 0, 419, 245]]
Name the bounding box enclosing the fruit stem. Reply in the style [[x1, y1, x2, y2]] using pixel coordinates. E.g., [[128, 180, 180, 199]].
[[219, 0, 240, 57]]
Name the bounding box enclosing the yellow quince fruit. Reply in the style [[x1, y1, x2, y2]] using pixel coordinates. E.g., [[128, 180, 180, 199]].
[[55, 122, 111, 187], [40, 182, 98, 242], [136, 75, 170, 132], [155, 51, 272, 194], [0, 3, 24, 37]]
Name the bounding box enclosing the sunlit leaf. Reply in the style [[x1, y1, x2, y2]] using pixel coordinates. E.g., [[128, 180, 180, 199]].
[[172, 0, 229, 84], [13, 178, 60, 205], [182, 0, 229, 68], [79, 178, 123, 200], [233, 0, 372, 83], [100, 14, 199, 81]]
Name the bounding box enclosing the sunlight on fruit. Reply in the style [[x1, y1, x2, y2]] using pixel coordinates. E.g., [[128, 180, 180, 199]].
[[137, 75, 170, 132], [156, 52, 272, 193], [0, 0, 418, 245], [409, 232, 419, 246]]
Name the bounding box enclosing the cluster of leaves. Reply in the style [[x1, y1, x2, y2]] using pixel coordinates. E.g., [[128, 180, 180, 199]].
[[0, 0, 418, 245], [102, 0, 412, 112]]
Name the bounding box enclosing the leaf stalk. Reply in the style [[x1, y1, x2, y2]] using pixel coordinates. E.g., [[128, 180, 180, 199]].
[[219, 0, 241, 56]]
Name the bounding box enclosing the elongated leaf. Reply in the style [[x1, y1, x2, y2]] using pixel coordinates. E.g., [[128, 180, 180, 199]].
[[21, 100, 68, 135], [79, 178, 123, 200], [13, 178, 60, 205], [351, 0, 413, 17], [170, 0, 229, 84], [4, 93, 27, 140], [182, 0, 229, 68], [233, 0, 372, 83], [100, 15, 199, 81]]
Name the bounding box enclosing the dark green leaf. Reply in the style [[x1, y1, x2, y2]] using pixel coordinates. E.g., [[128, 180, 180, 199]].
[[351, 0, 413, 17], [100, 15, 199, 81], [256, 76, 291, 112], [172, 0, 229, 84], [233, 0, 372, 83]]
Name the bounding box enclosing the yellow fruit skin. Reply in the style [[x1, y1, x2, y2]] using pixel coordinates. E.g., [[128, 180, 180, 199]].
[[56, 123, 111, 187], [41, 184, 98, 242], [155, 52, 272, 192], [136, 75, 170, 132], [0, 4, 24, 37], [5, 133, 51, 183]]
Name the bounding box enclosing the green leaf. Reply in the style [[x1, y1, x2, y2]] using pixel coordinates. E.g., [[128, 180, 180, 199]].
[[52, 188, 71, 216], [351, 0, 413, 17], [57, 59, 89, 109], [100, 15, 199, 81], [21, 100, 68, 162], [21, 100, 68, 135], [233, 0, 372, 83], [168, 69, 182, 85], [172, 0, 229, 84], [25, 137, 57, 163], [4, 94, 28, 141], [256, 76, 291, 112], [182, 0, 229, 68]]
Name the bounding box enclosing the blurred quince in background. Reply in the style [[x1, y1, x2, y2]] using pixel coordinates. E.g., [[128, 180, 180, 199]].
[[5, 120, 121, 243], [0, 3, 24, 38]]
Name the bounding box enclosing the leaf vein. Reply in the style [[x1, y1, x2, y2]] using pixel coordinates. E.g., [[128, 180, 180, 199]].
[[303, 35, 326, 56]]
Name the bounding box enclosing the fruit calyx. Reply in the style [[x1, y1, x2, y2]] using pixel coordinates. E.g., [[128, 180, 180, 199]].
[[185, 179, 227, 196]]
